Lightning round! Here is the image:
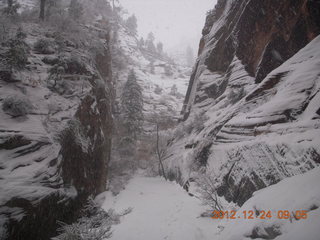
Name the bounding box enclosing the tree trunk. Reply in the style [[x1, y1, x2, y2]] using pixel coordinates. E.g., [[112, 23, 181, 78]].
[[7, 0, 13, 8], [39, 0, 46, 21]]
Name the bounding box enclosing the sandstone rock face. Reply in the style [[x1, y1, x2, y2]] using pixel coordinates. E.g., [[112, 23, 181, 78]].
[[0, 24, 113, 239], [166, 0, 320, 206]]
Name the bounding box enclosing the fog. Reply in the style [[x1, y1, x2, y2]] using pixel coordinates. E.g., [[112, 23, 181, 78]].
[[120, 0, 217, 55]]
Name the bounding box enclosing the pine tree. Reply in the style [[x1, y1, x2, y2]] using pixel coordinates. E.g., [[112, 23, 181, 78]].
[[170, 84, 178, 96], [146, 32, 156, 53], [69, 0, 84, 21], [156, 42, 163, 55], [46, 0, 63, 20], [39, 0, 46, 20], [121, 70, 144, 140], [125, 14, 138, 36], [164, 65, 173, 76], [186, 46, 195, 67], [147, 32, 155, 42], [3, 0, 20, 16], [6, 27, 29, 70], [149, 61, 155, 74], [138, 37, 145, 48]]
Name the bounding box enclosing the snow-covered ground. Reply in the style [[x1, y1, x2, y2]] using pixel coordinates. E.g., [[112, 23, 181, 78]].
[[216, 167, 320, 240], [101, 167, 320, 240], [102, 174, 217, 240]]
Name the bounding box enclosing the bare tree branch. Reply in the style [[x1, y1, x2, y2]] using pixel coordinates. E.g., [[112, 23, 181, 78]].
[[156, 124, 167, 180]]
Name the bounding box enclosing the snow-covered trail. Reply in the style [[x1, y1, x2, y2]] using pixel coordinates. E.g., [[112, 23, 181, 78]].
[[102, 175, 218, 240]]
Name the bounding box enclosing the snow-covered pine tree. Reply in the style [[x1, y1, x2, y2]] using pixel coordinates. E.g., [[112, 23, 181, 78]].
[[3, 0, 20, 16], [156, 42, 163, 55], [170, 84, 178, 96], [186, 46, 195, 67], [138, 37, 145, 49], [125, 14, 138, 36], [69, 0, 84, 21], [121, 70, 144, 140], [146, 32, 156, 53], [39, 0, 46, 20]]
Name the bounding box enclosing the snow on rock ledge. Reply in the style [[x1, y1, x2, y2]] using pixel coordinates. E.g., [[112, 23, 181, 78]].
[[165, 0, 320, 207], [216, 167, 320, 240], [0, 23, 113, 239]]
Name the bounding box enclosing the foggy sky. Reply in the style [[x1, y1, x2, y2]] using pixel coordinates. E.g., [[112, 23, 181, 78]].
[[119, 0, 217, 54]]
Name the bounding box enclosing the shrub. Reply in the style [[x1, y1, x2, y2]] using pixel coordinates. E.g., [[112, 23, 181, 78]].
[[154, 85, 162, 95], [170, 84, 178, 96], [53, 197, 114, 240], [49, 55, 88, 75], [118, 136, 136, 159], [6, 43, 29, 69], [53, 197, 133, 240], [54, 33, 66, 53], [0, 16, 12, 44], [57, 119, 88, 152], [64, 56, 87, 74], [4, 28, 29, 70], [34, 38, 55, 54], [47, 65, 73, 95], [69, 0, 84, 21], [193, 113, 208, 132], [2, 95, 33, 117], [2, 1, 20, 17], [228, 86, 245, 104], [195, 173, 223, 212], [173, 123, 185, 139], [164, 65, 173, 76], [42, 56, 60, 65], [173, 113, 208, 139]]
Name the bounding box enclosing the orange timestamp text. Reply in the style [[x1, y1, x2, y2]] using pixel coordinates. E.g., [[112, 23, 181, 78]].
[[211, 210, 308, 220]]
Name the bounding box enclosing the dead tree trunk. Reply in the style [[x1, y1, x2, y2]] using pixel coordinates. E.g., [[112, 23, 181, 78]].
[[156, 124, 167, 180], [39, 0, 46, 21]]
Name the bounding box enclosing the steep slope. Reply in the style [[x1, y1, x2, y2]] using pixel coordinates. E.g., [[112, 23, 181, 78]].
[[165, 0, 320, 206], [114, 27, 190, 127], [0, 21, 113, 240]]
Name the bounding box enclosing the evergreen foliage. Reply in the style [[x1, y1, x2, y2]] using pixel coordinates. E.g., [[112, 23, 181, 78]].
[[228, 86, 245, 104], [170, 84, 178, 96], [156, 42, 163, 54], [125, 14, 138, 36], [146, 32, 156, 53], [69, 0, 84, 21], [34, 38, 54, 54], [39, 0, 46, 20], [3, 0, 20, 16], [52, 197, 116, 240], [4, 27, 29, 70], [186, 46, 195, 67], [149, 61, 155, 74], [2, 95, 34, 117], [164, 65, 173, 76], [121, 70, 144, 140], [138, 37, 144, 48]]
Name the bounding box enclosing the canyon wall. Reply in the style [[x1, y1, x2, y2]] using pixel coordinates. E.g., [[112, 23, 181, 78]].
[[166, 0, 320, 206], [0, 23, 113, 239]]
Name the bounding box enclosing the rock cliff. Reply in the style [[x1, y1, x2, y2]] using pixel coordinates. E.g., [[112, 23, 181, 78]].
[[165, 0, 320, 206], [0, 22, 113, 239]]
